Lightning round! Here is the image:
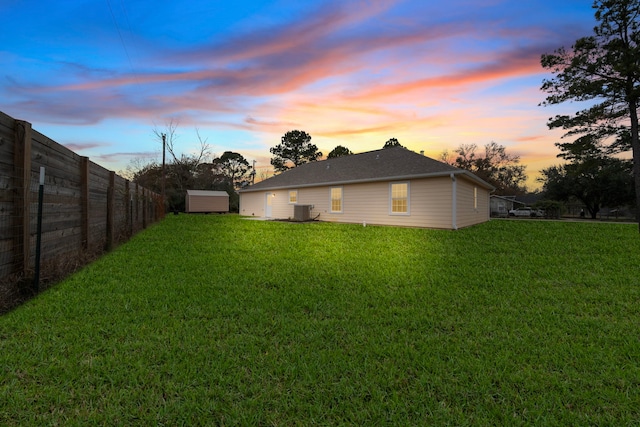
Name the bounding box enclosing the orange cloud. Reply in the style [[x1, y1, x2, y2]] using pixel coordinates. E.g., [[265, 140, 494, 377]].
[[351, 49, 544, 102]]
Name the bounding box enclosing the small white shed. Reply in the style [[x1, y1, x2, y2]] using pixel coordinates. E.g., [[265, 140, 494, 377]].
[[185, 190, 229, 213]]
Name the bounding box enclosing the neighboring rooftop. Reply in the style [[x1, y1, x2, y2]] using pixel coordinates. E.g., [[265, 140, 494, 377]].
[[241, 146, 494, 192], [186, 190, 229, 197]]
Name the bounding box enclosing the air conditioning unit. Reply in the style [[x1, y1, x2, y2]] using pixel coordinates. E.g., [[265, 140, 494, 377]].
[[293, 204, 312, 221]]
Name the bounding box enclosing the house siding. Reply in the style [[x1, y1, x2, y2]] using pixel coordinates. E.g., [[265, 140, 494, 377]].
[[455, 177, 490, 228], [240, 176, 492, 229], [238, 147, 494, 229], [271, 190, 292, 218], [239, 190, 292, 218]]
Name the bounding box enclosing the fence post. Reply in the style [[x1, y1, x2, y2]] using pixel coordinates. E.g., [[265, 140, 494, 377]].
[[81, 157, 89, 251], [142, 188, 147, 229], [34, 167, 45, 291], [12, 120, 32, 276], [125, 180, 132, 237], [106, 171, 115, 250], [135, 182, 139, 229]]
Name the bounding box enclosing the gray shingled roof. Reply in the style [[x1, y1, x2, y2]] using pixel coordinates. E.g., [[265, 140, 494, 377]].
[[186, 190, 229, 197], [241, 146, 494, 192]]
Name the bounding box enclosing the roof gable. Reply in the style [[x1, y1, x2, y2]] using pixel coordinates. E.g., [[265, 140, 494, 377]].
[[242, 146, 493, 192]]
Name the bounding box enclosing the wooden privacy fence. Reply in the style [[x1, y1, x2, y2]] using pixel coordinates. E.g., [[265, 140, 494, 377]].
[[0, 110, 164, 312]]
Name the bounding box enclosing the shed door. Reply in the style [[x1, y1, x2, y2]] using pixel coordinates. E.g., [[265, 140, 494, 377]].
[[265, 192, 272, 218]]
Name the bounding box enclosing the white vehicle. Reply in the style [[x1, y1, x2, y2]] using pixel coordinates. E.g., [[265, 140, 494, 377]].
[[508, 207, 544, 217]]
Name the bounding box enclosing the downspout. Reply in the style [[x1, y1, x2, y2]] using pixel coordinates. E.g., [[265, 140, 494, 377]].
[[451, 173, 457, 230]]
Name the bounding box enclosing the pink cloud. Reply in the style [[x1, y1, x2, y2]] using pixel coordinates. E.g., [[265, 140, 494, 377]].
[[176, 0, 402, 65], [63, 142, 106, 151], [515, 135, 545, 143], [351, 47, 546, 102], [95, 151, 158, 163], [317, 124, 402, 137], [245, 116, 298, 129]]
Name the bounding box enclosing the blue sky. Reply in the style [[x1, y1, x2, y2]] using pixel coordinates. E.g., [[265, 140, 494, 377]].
[[1, 0, 597, 186]]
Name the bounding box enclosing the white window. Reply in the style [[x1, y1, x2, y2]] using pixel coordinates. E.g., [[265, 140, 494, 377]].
[[390, 182, 409, 214], [289, 190, 298, 204], [330, 187, 343, 213]]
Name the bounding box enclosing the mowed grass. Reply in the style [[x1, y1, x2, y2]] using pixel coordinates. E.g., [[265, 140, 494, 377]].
[[1, 215, 640, 425]]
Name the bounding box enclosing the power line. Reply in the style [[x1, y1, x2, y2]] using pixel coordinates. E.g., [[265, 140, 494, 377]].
[[105, 0, 137, 82], [118, 0, 138, 61]]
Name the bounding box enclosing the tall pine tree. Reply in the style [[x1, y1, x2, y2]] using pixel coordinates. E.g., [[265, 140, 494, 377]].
[[541, 0, 640, 228]]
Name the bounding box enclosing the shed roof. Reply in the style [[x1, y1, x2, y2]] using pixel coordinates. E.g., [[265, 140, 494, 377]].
[[186, 190, 229, 197], [241, 146, 494, 192]]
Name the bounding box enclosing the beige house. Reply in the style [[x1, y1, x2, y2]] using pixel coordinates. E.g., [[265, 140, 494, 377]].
[[239, 147, 494, 229]]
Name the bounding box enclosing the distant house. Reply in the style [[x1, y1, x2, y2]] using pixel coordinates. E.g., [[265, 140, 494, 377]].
[[239, 147, 494, 229], [185, 190, 229, 213], [490, 195, 523, 217]]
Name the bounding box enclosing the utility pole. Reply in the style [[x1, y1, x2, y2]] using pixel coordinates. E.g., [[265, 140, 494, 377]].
[[162, 133, 166, 212]]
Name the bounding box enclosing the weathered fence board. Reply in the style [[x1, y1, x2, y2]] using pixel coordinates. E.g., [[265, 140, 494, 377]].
[[0, 135, 13, 165], [0, 113, 14, 147]]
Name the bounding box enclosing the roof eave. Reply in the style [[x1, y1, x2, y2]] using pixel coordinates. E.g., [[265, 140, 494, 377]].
[[240, 170, 494, 193], [455, 170, 496, 191]]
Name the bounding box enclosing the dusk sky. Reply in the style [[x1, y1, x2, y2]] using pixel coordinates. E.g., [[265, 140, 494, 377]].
[[1, 0, 599, 188]]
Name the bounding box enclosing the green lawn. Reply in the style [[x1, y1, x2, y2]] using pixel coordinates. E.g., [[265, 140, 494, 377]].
[[1, 215, 639, 425]]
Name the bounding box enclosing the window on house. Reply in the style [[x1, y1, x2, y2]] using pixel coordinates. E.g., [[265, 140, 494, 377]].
[[390, 182, 409, 214], [474, 187, 478, 209], [330, 187, 343, 213], [289, 190, 298, 204]]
